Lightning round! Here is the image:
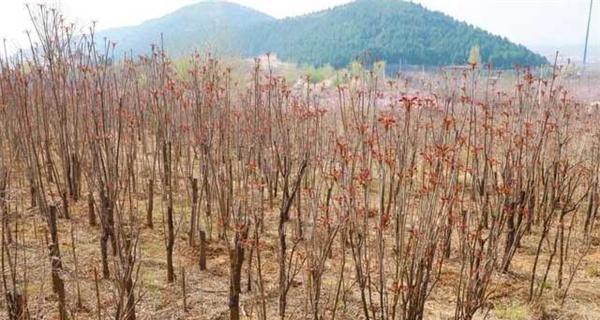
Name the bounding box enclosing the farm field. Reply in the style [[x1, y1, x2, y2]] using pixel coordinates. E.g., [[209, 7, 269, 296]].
[[2, 4, 600, 320]]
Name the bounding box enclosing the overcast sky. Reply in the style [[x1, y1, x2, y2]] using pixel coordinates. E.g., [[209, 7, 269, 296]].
[[1, 0, 598, 55]]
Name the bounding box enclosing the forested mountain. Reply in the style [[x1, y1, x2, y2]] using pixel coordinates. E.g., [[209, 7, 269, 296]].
[[98, 1, 274, 56], [241, 0, 548, 68], [100, 0, 548, 68]]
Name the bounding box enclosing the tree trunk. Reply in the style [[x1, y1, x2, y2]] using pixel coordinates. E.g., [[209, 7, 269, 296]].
[[48, 205, 68, 320], [61, 191, 70, 220], [124, 238, 137, 320], [199, 230, 207, 271], [88, 193, 97, 227], [167, 206, 175, 283], [229, 228, 247, 320], [146, 179, 154, 229], [189, 178, 198, 247]]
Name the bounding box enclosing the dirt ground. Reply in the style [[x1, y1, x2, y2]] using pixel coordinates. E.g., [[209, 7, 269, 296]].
[[4, 192, 599, 320]]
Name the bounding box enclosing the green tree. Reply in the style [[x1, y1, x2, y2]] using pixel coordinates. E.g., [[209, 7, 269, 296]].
[[468, 45, 481, 66]]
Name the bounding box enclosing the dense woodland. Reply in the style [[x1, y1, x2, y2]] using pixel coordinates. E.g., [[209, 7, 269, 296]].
[[101, 0, 549, 69], [0, 5, 597, 320], [242, 0, 548, 68]]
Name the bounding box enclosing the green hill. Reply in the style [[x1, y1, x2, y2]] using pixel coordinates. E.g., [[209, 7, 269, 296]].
[[99, 0, 548, 68], [98, 1, 274, 56]]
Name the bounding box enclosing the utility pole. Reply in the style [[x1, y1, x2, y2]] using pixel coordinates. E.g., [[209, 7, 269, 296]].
[[583, 0, 594, 69]]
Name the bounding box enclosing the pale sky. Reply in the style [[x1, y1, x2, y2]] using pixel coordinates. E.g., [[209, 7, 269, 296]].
[[1, 0, 599, 56]]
